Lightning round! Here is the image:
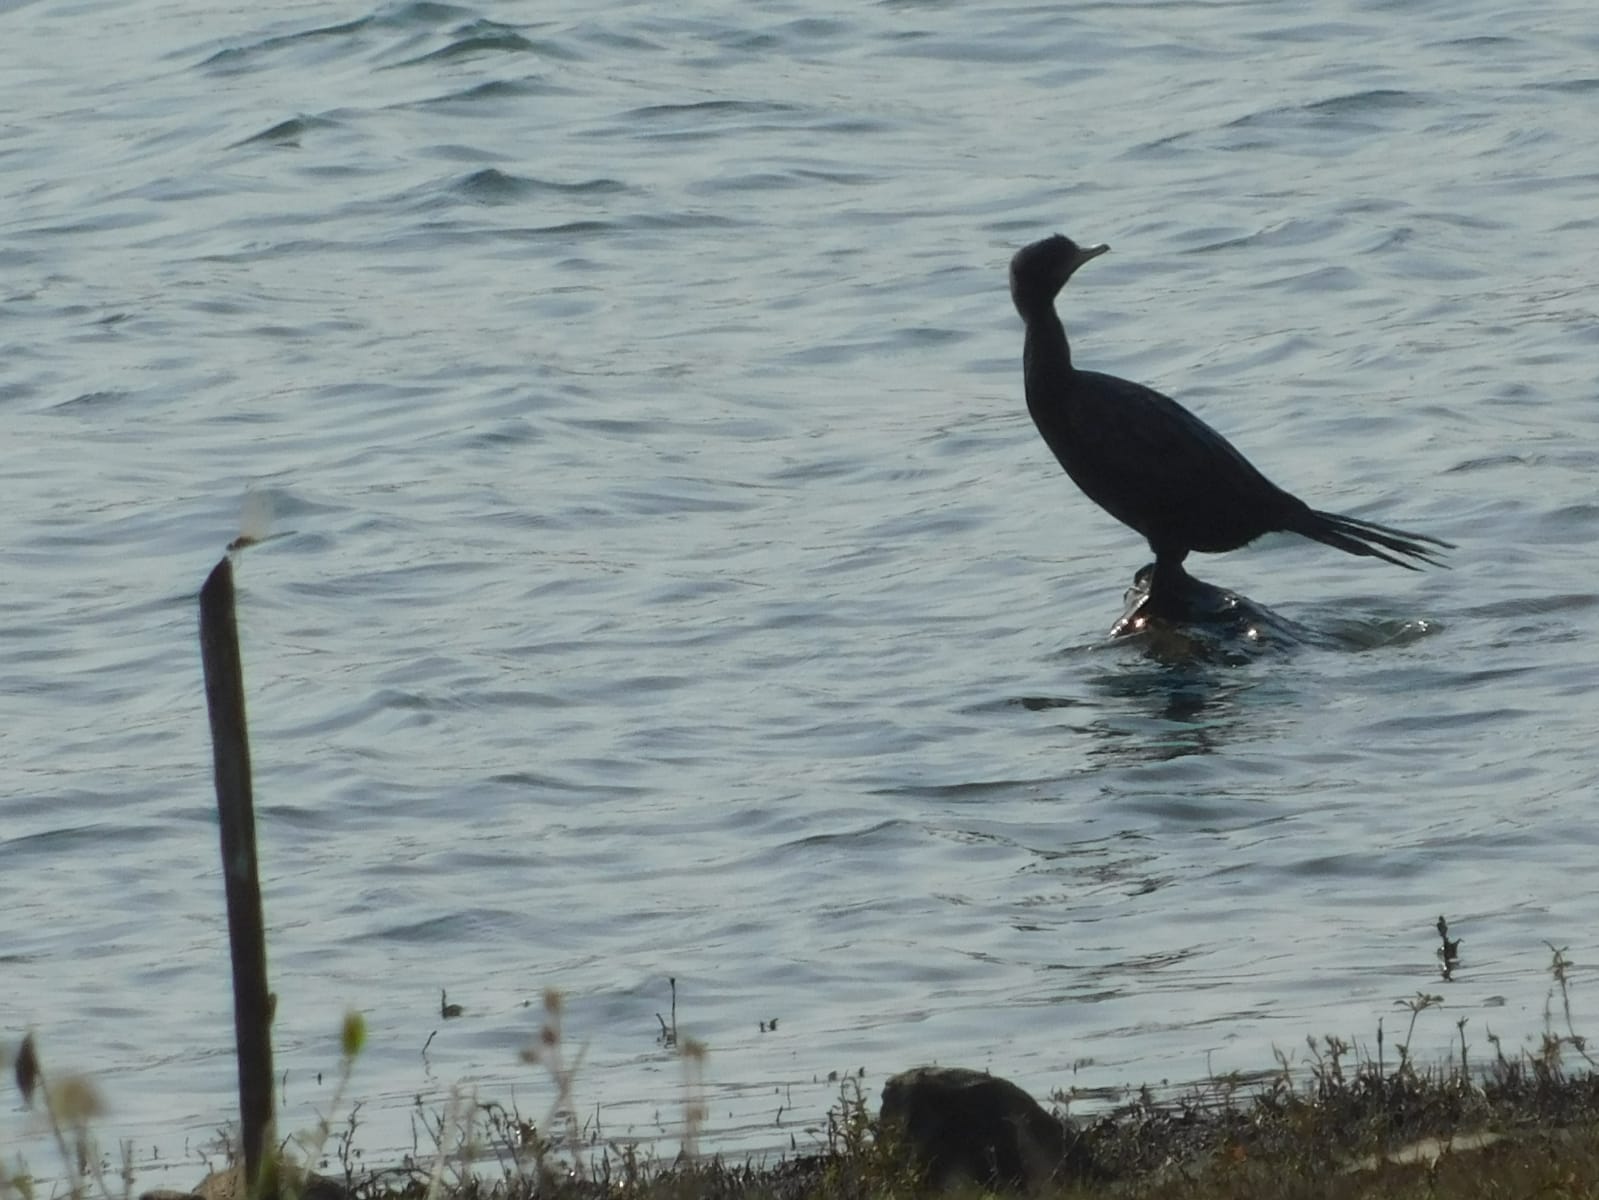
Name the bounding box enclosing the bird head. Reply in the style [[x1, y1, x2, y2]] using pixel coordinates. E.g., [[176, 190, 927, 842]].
[[1009, 234, 1109, 319]]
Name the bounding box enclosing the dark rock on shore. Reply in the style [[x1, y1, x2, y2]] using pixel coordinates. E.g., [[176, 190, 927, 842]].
[[879, 1065, 1095, 1192], [142, 1166, 349, 1200]]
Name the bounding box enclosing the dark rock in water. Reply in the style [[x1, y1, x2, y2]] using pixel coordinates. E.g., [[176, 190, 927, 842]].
[[880, 1065, 1094, 1192], [1109, 561, 1309, 652]]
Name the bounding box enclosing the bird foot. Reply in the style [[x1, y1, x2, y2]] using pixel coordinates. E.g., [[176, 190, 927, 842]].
[[1110, 563, 1271, 640]]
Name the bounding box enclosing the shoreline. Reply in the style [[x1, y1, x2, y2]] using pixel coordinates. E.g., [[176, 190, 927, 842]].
[[11, 1017, 1599, 1200]]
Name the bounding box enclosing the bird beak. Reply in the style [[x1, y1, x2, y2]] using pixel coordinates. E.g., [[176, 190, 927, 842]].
[[1075, 243, 1110, 269]]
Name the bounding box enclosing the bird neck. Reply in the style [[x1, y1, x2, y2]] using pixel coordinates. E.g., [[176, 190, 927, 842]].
[[1022, 306, 1073, 379]]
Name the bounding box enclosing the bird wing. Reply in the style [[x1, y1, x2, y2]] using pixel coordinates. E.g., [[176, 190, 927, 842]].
[[1057, 371, 1295, 549]]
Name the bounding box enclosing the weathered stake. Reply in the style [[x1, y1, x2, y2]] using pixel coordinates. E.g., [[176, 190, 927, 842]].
[[199, 557, 275, 1194]]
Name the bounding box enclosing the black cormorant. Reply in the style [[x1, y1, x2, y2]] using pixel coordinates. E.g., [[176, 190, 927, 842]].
[[1010, 234, 1451, 606]]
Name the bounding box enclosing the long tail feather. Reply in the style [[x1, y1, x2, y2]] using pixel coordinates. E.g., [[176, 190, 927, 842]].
[[1297, 509, 1454, 570]]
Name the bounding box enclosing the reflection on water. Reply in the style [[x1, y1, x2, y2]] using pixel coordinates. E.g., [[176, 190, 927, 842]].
[[1081, 660, 1266, 765], [1008, 645, 1271, 765]]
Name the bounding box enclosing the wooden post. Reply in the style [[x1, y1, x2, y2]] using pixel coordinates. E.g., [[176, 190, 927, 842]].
[[198, 558, 275, 1194]]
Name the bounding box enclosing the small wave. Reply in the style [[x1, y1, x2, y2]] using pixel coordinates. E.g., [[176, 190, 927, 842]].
[[1455, 592, 1599, 620], [691, 171, 810, 194], [397, 32, 532, 66], [633, 210, 742, 231], [51, 389, 130, 412], [380, 0, 475, 26], [519, 218, 615, 238], [778, 818, 914, 850], [1181, 218, 1333, 253], [231, 114, 338, 148], [408, 77, 573, 108], [1302, 613, 1445, 650], [446, 168, 627, 205], [1530, 77, 1599, 94], [870, 775, 1063, 796], [1447, 452, 1534, 473], [1437, 35, 1518, 49], [196, 14, 373, 71], [625, 99, 800, 120], [779, 323, 972, 367], [1139, 88, 1433, 153], [1, 822, 161, 858], [1267, 265, 1363, 293], [1299, 88, 1428, 117], [390, 21, 581, 68], [375, 908, 525, 944]]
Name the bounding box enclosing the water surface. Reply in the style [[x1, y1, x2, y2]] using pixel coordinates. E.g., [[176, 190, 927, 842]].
[[4, 0, 1599, 1176]]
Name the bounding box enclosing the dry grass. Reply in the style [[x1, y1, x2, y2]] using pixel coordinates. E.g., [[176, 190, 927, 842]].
[[10, 952, 1599, 1200]]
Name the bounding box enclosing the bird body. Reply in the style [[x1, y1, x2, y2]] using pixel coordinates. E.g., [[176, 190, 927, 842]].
[[1025, 365, 1297, 556], [1010, 234, 1450, 592]]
